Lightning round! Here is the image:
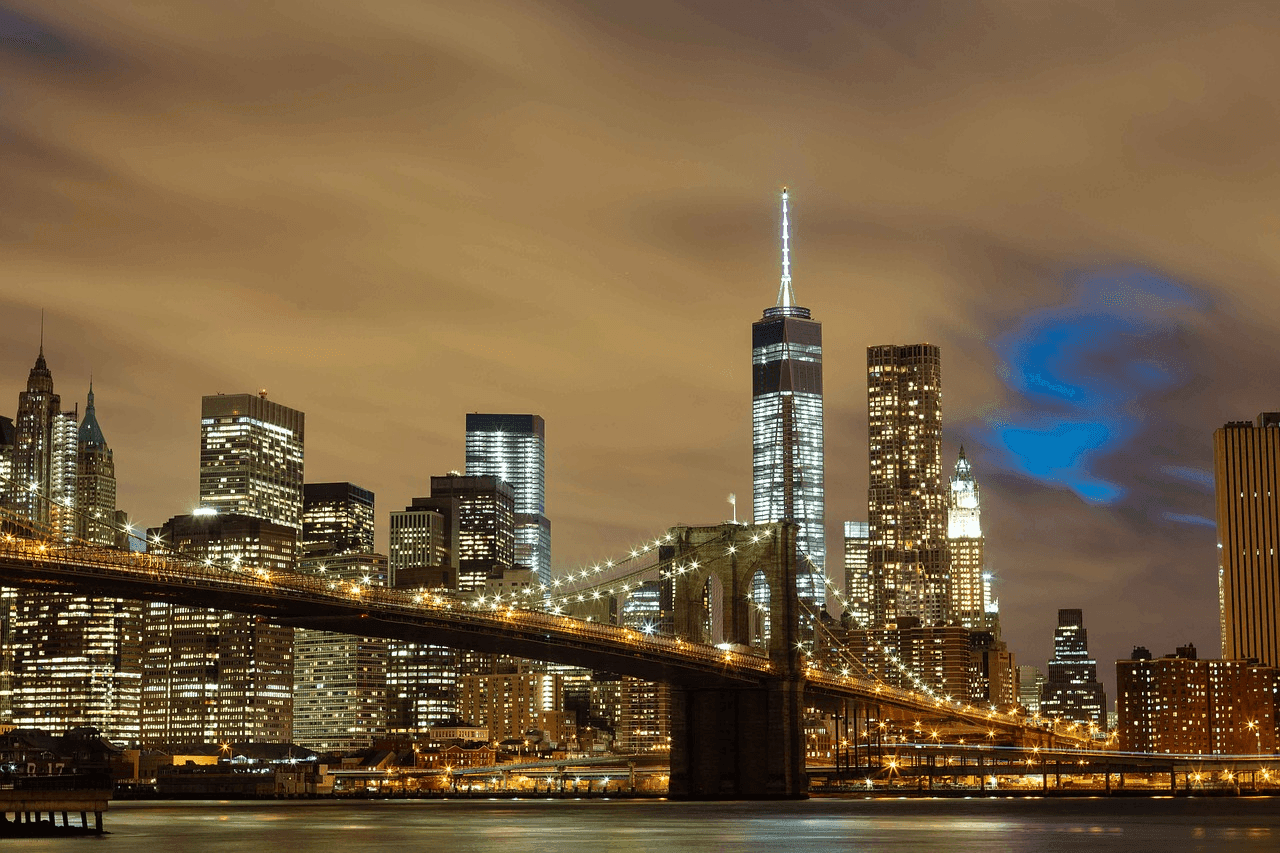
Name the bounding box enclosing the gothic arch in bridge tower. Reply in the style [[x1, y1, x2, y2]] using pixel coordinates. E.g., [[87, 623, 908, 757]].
[[666, 521, 800, 668], [701, 574, 724, 644], [750, 569, 771, 650]]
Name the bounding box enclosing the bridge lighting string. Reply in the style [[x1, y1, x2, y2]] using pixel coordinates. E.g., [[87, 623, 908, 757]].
[[0, 471, 295, 585], [529, 526, 775, 619], [801, 554, 1032, 727], [524, 522, 774, 604], [525, 534, 671, 599], [792, 596, 888, 688], [795, 551, 962, 712]]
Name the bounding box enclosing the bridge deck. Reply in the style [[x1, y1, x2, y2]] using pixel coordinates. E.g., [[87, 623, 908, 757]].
[[0, 534, 1080, 744]]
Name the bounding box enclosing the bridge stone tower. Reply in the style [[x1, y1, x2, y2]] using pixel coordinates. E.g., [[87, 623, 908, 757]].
[[666, 521, 807, 799]]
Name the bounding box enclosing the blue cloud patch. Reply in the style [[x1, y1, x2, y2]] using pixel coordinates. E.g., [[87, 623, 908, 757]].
[[977, 268, 1211, 506]]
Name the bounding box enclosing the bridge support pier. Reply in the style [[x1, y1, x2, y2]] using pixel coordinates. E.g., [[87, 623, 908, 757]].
[[669, 677, 807, 799], [666, 522, 807, 800]]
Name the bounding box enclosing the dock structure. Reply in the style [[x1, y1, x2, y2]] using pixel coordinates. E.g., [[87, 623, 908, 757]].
[[0, 786, 111, 836]]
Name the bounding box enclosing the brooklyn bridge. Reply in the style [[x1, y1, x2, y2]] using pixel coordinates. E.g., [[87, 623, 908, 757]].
[[0, 505, 1092, 799]]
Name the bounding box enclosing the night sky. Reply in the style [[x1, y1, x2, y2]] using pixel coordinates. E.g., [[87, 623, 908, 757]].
[[3, 1, 1279, 699]]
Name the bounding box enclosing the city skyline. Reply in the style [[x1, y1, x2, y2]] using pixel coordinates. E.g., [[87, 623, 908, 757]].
[[4, 1, 1278, 701]]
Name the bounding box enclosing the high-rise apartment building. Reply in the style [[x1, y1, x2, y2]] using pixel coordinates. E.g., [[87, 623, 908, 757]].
[[867, 343, 948, 628], [302, 482, 375, 558], [752, 188, 825, 608], [1039, 609, 1107, 727], [842, 522, 871, 627], [1214, 413, 1280, 667], [199, 393, 305, 530], [294, 552, 389, 751], [142, 513, 296, 746], [1117, 644, 1278, 754], [968, 631, 1017, 709], [465, 414, 551, 586], [456, 665, 561, 743], [821, 619, 971, 700], [948, 448, 986, 631]]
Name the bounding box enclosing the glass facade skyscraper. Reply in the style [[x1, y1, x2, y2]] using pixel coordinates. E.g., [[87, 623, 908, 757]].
[[751, 188, 825, 609], [465, 413, 550, 586], [302, 482, 375, 558], [842, 521, 871, 626]]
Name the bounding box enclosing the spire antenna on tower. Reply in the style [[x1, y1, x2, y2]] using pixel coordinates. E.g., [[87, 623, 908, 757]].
[[776, 187, 796, 309], [39, 309, 45, 356]]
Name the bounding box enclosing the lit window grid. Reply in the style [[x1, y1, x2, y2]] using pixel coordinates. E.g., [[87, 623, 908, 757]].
[[141, 519, 297, 746], [292, 628, 388, 751], [302, 487, 375, 557], [842, 523, 871, 626], [1214, 419, 1280, 667], [466, 425, 550, 583], [199, 412, 304, 531], [752, 390, 825, 606], [9, 593, 143, 743]]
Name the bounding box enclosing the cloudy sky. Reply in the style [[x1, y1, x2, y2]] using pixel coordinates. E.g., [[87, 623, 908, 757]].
[[3, 1, 1278, 694]]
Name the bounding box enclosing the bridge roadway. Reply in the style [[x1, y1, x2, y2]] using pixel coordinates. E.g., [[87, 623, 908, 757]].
[[0, 533, 1071, 742]]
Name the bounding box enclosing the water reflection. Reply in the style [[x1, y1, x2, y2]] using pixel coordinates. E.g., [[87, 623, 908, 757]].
[[78, 798, 1280, 853]]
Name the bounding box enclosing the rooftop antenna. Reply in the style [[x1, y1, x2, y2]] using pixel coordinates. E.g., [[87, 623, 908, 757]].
[[776, 187, 796, 309], [39, 309, 44, 356]]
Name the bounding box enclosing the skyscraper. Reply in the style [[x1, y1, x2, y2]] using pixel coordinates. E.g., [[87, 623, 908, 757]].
[[1214, 413, 1280, 667], [465, 414, 551, 586], [199, 393, 305, 530], [389, 505, 456, 588], [412, 474, 515, 593], [752, 188, 825, 608], [867, 343, 947, 628], [143, 513, 297, 746], [295, 481, 387, 750], [842, 521, 871, 626], [75, 384, 117, 546], [302, 482, 375, 558], [947, 447, 986, 631], [0, 416, 14, 510], [7, 365, 143, 743], [142, 391, 304, 746], [9, 343, 78, 538], [294, 551, 389, 751], [1039, 608, 1107, 727], [386, 475, 516, 733]]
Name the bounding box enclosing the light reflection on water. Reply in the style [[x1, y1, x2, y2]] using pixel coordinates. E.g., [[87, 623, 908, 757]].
[[12, 798, 1280, 852]]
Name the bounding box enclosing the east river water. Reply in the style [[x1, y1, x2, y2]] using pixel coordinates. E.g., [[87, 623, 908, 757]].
[[6, 798, 1280, 852]]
